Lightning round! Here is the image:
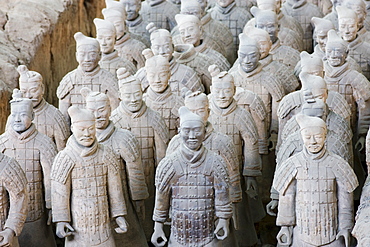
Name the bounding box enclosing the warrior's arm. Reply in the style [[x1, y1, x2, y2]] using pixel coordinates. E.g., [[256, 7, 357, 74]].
[[241, 132, 262, 177], [52, 176, 72, 223], [154, 132, 168, 166], [58, 96, 71, 126], [337, 182, 354, 231], [276, 180, 296, 226], [53, 114, 70, 151], [152, 186, 172, 223], [270, 98, 280, 137], [108, 159, 127, 218], [214, 166, 233, 220], [357, 99, 370, 137], [41, 143, 57, 210]]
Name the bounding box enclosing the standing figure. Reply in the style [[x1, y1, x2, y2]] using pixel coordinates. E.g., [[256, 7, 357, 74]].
[[56, 32, 119, 125], [344, 0, 370, 43], [102, 8, 147, 69], [51, 106, 128, 247], [0, 153, 28, 247], [140, 0, 179, 31], [94, 18, 136, 77], [17, 65, 69, 151], [111, 68, 169, 240], [151, 106, 232, 247], [273, 114, 358, 247], [0, 91, 57, 247], [136, 25, 203, 96]]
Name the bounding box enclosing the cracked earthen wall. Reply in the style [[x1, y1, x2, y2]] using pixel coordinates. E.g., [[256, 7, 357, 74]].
[[0, 0, 105, 132]]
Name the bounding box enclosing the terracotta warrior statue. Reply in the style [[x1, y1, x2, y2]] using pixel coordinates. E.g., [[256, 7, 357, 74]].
[[56, 32, 119, 125], [174, 14, 230, 72], [337, 6, 370, 80], [209, 0, 252, 49], [344, 0, 370, 43], [110, 68, 169, 240], [243, 26, 299, 94], [121, 0, 151, 45], [353, 174, 370, 246], [94, 18, 136, 77], [273, 114, 358, 247], [324, 29, 370, 148], [281, 0, 323, 53], [102, 8, 147, 69], [0, 91, 57, 247], [208, 66, 263, 247], [247, 6, 303, 52], [230, 33, 285, 146], [0, 153, 28, 247], [17, 65, 69, 151], [51, 106, 128, 247], [151, 106, 232, 247], [140, 0, 179, 31], [143, 54, 184, 139], [81, 88, 148, 246], [135, 25, 203, 96], [323, 0, 342, 29]]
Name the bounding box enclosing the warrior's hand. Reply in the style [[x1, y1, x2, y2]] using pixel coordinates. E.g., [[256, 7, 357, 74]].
[[115, 216, 128, 234], [134, 200, 145, 221], [214, 218, 230, 240], [151, 222, 167, 247], [355, 136, 365, 151], [277, 226, 292, 246], [266, 199, 278, 216], [269, 133, 278, 151], [56, 222, 74, 238], [245, 176, 258, 199], [47, 209, 52, 225], [336, 229, 351, 247], [0, 228, 15, 247]]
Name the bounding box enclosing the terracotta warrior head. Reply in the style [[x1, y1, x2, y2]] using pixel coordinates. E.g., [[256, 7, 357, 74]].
[[257, 0, 278, 12], [68, 105, 96, 147], [300, 51, 324, 77], [81, 87, 111, 130], [121, 0, 141, 21], [17, 65, 44, 107], [244, 26, 272, 59], [300, 72, 328, 102], [145, 54, 171, 93], [311, 17, 335, 53], [209, 64, 235, 109], [326, 29, 348, 67], [94, 18, 116, 55], [179, 106, 206, 151], [175, 14, 203, 47], [102, 8, 126, 40], [180, 0, 203, 19], [250, 6, 279, 44], [74, 32, 101, 73], [117, 67, 143, 112], [105, 0, 125, 13], [344, 0, 367, 29], [184, 91, 210, 124], [296, 114, 327, 154], [9, 89, 34, 133], [301, 97, 328, 121], [147, 23, 174, 61], [337, 6, 359, 42], [238, 33, 261, 73]]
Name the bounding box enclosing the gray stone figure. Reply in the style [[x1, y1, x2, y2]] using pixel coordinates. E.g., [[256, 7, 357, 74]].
[[353, 174, 370, 247], [344, 0, 370, 43], [323, 0, 342, 29], [140, 0, 179, 31]]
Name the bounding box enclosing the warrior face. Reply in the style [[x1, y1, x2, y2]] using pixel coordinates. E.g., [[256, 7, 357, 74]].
[[211, 80, 235, 109], [96, 29, 116, 54], [326, 43, 347, 67], [147, 64, 170, 93], [178, 21, 202, 47], [121, 0, 141, 21], [120, 83, 143, 112], [315, 33, 328, 52], [301, 126, 326, 154], [186, 99, 210, 124], [71, 120, 96, 147], [256, 16, 279, 44], [76, 44, 101, 72], [106, 16, 126, 39], [347, 3, 366, 29], [238, 45, 261, 73], [86, 101, 111, 130], [217, 0, 234, 8], [338, 18, 358, 42], [255, 37, 271, 59], [180, 120, 205, 150], [151, 36, 174, 61], [10, 103, 34, 133], [20, 81, 44, 107]]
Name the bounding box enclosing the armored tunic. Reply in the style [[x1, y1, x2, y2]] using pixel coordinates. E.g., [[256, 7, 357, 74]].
[[210, 2, 252, 49], [347, 35, 370, 80], [270, 39, 300, 70], [96, 122, 148, 246], [153, 145, 232, 247], [0, 124, 57, 247], [56, 66, 119, 124], [115, 33, 147, 70], [0, 153, 28, 247], [353, 171, 370, 245], [143, 86, 184, 139], [324, 60, 370, 136], [99, 50, 137, 77], [126, 15, 151, 46], [277, 11, 305, 40], [282, 0, 323, 53], [136, 57, 203, 96], [51, 137, 126, 247], [357, 27, 370, 44], [140, 0, 179, 31], [273, 148, 358, 246], [167, 122, 242, 203], [193, 42, 230, 72]]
